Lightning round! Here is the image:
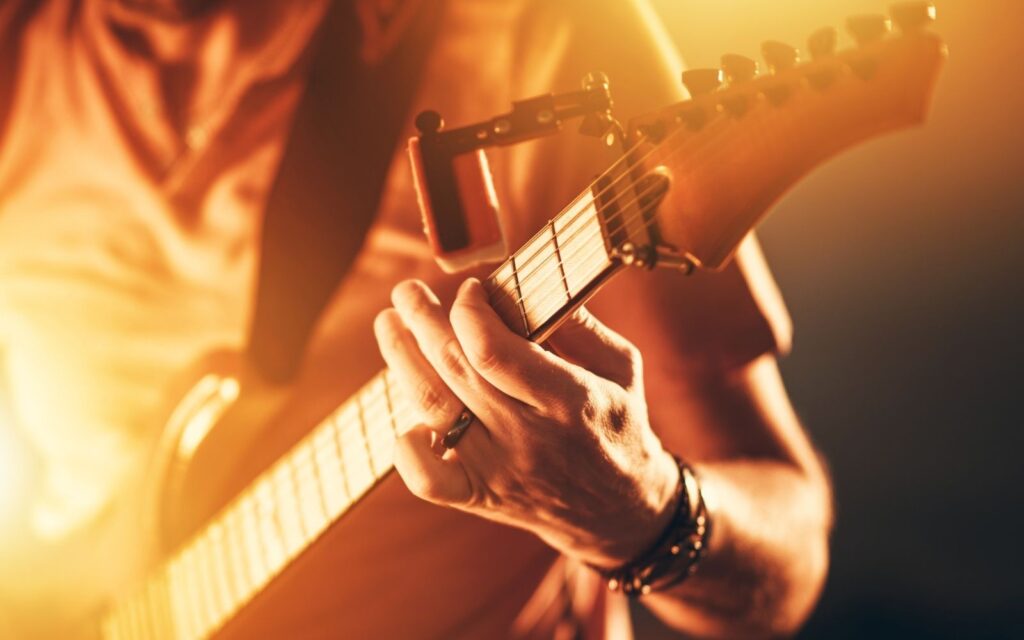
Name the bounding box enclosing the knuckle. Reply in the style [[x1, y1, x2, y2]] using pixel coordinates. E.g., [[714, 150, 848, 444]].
[[403, 470, 445, 504], [392, 279, 429, 313], [438, 336, 471, 379], [373, 309, 401, 347], [464, 333, 504, 374], [414, 379, 453, 424]]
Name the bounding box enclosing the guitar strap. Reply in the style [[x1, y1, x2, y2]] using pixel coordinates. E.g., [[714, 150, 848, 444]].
[[248, 0, 441, 383]]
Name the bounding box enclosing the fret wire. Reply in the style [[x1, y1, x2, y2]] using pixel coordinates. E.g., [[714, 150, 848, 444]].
[[303, 438, 333, 531], [271, 460, 302, 558], [489, 113, 707, 302], [196, 533, 224, 627], [516, 234, 610, 321], [108, 144, 684, 637], [355, 390, 377, 476], [495, 168, 667, 317], [510, 253, 530, 334], [488, 115, 672, 296], [331, 408, 354, 503], [492, 204, 610, 311], [214, 520, 241, 613], [188, 543, 213, 634], [217, 515, 243, 617], [550, 219, 572, 301], [167, 554, 192, 640], [382, 371, 399, 436]]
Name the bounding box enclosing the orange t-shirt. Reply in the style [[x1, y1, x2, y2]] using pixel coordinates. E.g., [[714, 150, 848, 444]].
[[0, 0, 790, 636]]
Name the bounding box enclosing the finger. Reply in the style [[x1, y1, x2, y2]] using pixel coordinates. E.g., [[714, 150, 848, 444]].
[[546, 306, 642, 391], [390, 280, 507, 422], [393, 424, 471, 505], [374, 308, 462, 430], [449, 278, 587, 409]]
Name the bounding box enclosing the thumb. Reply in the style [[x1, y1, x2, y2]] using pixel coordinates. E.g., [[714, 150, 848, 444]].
[[546, 306, 642, 390], [393, 425, 471, 506]]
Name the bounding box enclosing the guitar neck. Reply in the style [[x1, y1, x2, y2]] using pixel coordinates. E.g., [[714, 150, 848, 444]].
[[101, 160, 645, 640]]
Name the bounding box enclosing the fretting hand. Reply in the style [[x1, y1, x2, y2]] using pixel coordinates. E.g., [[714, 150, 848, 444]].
[[373, 278, 679, 567]]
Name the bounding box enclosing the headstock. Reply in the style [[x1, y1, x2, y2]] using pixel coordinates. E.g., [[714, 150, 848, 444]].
[[625, 2, 945, 270]]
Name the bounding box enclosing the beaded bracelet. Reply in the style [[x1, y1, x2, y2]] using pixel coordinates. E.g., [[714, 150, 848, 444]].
[[593, 456, 711, 597]]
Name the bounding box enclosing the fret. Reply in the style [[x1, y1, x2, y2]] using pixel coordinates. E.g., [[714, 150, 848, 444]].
[[270, 461, 305, 558], [381, 371, 402, 436], [312, 422, 349, 515], [516, 224, 569, 331], [485, 260, 529, 336], [208, 521, 238, 613], [195, 535, 226, 628], [253, 479, 287, 573], [362, 377, 395, 470], [336, 404, 376, 496], [354, 391, 377, 476], [554, 191, 612, 299], [238, 494, 268, 590], [549, 219, 571, 300], [167, 553, 192, 640], [223, 509, 252, 600], [182, 545, 212, 634], [292, 442, 329, 536], [105, 152, 633, 640], [510, 255, 530, 334]]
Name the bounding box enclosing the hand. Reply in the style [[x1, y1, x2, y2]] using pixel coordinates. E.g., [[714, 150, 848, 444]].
[[373, 278, 679, 566]]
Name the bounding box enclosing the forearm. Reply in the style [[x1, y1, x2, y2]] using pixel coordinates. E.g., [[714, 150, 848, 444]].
[[643, 458, 831, 637], [625, 353, 832, 637]]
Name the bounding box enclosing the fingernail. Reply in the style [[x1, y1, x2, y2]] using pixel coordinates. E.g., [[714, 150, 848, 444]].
[[460, 277, 485, 300]]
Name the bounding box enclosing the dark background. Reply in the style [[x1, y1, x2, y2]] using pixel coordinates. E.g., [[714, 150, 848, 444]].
[[637, 1, 1024, 637]]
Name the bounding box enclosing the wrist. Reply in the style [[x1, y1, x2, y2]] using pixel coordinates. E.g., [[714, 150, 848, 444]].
[[585, 447, 679, 568], [590, 456, 713, 596]]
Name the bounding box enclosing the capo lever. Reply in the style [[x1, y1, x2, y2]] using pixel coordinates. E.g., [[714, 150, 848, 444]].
[[408, 73, 616, 273]]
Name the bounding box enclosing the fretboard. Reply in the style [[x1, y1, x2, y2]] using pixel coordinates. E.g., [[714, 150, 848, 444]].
[[100, 162, 647, 640]]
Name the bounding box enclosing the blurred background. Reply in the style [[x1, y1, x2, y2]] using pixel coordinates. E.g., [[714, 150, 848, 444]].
[[635, 0, 1024, 637]]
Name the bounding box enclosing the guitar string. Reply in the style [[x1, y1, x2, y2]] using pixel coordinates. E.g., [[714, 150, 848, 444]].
[[491, 112, 722, 309], [127, 109, 737, 638], [488, 97, 728, 299], [139, 185, 678, 639]]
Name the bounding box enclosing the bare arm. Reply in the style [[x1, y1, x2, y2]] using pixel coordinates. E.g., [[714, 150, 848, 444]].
[[643, 356, 832, 636], [373, 275, 831, 638]]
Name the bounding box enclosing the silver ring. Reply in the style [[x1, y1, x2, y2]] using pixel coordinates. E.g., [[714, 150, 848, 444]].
[[441, 408, 474, 449]]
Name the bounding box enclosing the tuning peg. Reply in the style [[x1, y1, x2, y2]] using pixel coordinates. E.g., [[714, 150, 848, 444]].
[[847, 14, 892, 46], [890, 2, 936, 32], [762, 41, 799, 74], [721, 54, 758, 84], [681, 68, 724, 97], [807, 27, 838, 60], [415, 110, 444, 135]]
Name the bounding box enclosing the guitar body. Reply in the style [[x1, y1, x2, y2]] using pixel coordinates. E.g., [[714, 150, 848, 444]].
[[153, 352, 557, 638]]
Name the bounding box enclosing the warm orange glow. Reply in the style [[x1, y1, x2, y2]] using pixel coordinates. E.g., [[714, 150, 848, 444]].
[[0, 395, 30, 538]]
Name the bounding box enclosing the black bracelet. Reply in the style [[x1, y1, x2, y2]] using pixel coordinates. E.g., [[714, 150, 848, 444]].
[[592, 455, 711, 597]]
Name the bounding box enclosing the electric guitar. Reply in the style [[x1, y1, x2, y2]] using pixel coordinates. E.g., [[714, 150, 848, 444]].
[[94, 7, 945, 638]]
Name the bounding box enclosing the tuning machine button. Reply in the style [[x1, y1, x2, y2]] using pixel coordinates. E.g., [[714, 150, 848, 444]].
[[415, 110, 444, 135], [762, 41, 799, 74], [807, 27, 838, 60], [890, 2, 936, 32], [681, 68, 724, 97], [847, 14, 892, 46], [721, 54, 759, 84]]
